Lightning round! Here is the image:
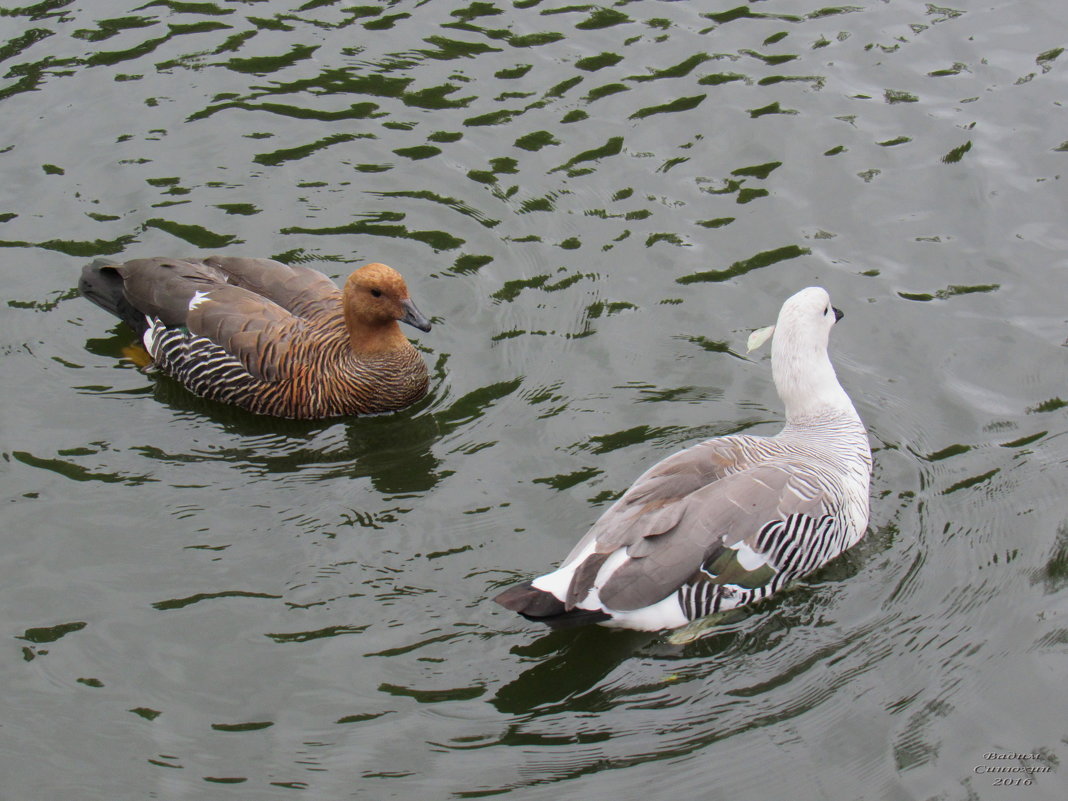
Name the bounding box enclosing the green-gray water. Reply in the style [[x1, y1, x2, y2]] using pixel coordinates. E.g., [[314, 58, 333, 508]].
[[2, 1, 1066, 798]]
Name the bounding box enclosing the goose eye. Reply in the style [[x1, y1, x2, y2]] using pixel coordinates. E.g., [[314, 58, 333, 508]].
[[371, 288, 383, 298], [824, 304, 830, 315]]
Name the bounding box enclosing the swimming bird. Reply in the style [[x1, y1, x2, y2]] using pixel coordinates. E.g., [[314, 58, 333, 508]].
[[79, 255, 432, 419], [494, 287, 871, 631]]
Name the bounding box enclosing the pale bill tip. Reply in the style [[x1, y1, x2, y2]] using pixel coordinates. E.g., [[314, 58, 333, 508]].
[[746, 324, 775, 353]]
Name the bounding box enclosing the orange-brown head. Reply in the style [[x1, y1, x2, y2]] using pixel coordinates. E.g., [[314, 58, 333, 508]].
[[342, 263, 431, 355]]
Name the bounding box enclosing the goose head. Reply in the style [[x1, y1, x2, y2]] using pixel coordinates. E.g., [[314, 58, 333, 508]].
[[770, 286, 855, 422], [342, 262, 431, 355]]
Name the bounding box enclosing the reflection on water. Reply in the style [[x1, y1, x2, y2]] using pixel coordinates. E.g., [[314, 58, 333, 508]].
[[2, 1, 1068, 799], [493, 626, 656, 715]]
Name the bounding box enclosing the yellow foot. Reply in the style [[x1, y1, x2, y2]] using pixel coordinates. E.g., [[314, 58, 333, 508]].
[[121, 344, 153, 369]]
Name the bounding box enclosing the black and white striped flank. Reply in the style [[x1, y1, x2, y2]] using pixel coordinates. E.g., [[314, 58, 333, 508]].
[[144, 317, 261, 409]]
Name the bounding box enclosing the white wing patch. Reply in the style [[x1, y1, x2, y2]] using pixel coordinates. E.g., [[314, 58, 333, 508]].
[[189, 289, 211, 310], [729, 541, 767, 571]]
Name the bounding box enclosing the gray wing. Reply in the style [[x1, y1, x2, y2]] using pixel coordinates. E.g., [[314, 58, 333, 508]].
[[561, 437, 757, 567], [184, 284, 307, 383], [562, 438, 832, 611], [119, 258, 307, 383], [117, 257, 228, 327], [120, 256, 342, 324], [199, 255, 342, 322]]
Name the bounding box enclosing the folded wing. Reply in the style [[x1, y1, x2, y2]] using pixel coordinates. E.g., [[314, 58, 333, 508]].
[[119, 257, 311, 383], [562, 437, 833, 612]]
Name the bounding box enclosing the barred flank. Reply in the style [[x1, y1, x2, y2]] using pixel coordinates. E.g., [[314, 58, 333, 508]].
[[678, 570, 786, 621], [145, 319, 428, 419], [675, 508, 856, 623]]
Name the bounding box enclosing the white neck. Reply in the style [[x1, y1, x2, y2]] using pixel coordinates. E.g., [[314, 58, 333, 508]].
[[772, 336, 858, 424]]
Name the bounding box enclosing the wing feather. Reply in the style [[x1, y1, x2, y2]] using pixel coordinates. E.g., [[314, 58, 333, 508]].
[[118, 257, 227, 327], [560, 436, 758, 568], [185, 285, 306, 383], [200, 255, 341, 322], [572, 456, 833, 611]]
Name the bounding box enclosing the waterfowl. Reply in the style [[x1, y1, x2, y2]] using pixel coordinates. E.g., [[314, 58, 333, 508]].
[[494, 287, 872, 631], [79, 255, 432, 419]]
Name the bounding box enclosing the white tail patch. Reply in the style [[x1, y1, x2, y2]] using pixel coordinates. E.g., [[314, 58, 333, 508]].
[[531, 539, 598, 601], [189, 289, 211, 310]]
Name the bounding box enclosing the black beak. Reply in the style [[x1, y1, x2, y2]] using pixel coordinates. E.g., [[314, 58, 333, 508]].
[[399, 298, 432, 332], [833, 307, 844, 322]]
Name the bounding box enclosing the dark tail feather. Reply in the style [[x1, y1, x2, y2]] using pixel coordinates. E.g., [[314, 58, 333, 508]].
[[79, 260, 124, 315], [79, 259, 145, 334], [495, 581, 566, 617], [493, 581, 611, 629]]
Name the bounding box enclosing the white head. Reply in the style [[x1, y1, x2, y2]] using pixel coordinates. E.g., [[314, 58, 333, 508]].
[[770, 286, 857, 422]]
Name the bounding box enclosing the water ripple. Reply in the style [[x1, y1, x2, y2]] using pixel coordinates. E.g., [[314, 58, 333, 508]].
[[3, 1, 1068, 799]]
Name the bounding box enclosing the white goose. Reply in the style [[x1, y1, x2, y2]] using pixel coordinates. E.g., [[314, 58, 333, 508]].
[[494, 287, 872, 631]]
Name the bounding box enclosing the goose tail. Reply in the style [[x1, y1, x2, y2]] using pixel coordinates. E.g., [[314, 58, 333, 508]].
[[493, 581, 610, 629], [79, 259, 146, 334]]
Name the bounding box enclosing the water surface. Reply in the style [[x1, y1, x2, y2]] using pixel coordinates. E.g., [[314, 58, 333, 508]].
[[2, 1, 1067, 798]]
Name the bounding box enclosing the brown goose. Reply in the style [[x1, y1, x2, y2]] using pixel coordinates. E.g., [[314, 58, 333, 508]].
[[79, 255, 432, 419]]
